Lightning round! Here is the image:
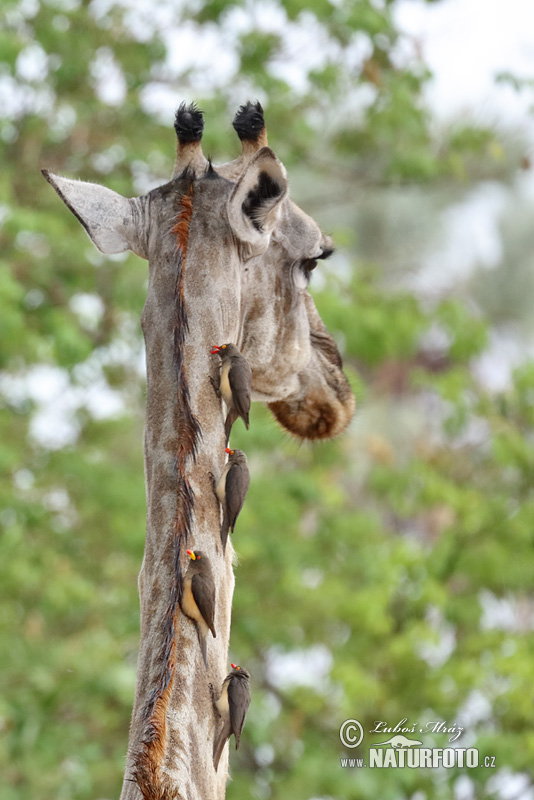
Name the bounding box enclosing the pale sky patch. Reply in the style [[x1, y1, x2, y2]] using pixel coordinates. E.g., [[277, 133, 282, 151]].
[[267, 644, 333, 690], [395, 0, 534, 133]]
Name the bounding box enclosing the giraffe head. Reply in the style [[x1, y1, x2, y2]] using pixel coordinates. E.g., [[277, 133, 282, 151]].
[[42, 102, 354, 440]]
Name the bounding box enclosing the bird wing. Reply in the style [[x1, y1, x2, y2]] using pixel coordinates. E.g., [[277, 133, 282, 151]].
[[228, 676, 251, 748], [191, 572, 216, 638], [226, 463, 250, 532], [228, 357, 252, 423]]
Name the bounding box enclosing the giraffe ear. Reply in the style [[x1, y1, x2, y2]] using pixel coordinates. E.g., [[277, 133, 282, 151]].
[[227, 147, 288, 253], [42, 170, 148, 259]]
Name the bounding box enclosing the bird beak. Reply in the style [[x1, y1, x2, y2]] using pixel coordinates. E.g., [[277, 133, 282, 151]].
[[231, 663, 238, 669], [225, 447, 232, 454], [211, 346, 221, 354], [186, 549, 196, 560]]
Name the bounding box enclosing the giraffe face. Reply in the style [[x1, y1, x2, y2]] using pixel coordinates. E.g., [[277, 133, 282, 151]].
[[220, 146, 354, 440], [42, 106, 354, 441]]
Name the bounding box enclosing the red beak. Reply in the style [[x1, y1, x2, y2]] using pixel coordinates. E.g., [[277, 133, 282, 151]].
[[231, 663, 237, 669], [225, 447, 232, 454], [211, 346, 220, 354]]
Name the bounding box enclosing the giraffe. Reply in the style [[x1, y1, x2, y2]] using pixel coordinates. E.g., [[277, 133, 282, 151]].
[[42, 102, 355, 800]]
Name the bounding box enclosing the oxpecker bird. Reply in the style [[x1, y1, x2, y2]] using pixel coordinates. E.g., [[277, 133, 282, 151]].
[[210, 343, 252, 444], [180, 549, 216, 668], [215, 447, 250, 553], [212, 664, 251, 770]]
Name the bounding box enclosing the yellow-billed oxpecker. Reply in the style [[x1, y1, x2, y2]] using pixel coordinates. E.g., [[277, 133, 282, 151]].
[[180, 549, 216, 668], [210, 343, 252, 444], [212, 663, 251, 770], [215, 447, 250, 553]]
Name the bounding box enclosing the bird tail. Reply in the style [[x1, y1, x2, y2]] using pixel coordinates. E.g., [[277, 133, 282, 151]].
[[213, 725, 230, 771], [224, 408, 238, 446], [220, 513, 230, 554], [195, 623, 209, 669]]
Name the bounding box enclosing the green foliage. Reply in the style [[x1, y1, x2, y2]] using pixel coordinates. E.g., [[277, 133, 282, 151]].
[[0, 0, 531, 798]]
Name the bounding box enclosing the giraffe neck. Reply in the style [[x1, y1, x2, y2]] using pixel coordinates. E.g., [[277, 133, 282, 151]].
[[123, 179, 238, 800]]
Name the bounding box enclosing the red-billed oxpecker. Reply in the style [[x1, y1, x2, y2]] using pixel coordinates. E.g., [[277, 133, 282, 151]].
[[212, 663, 251, 771], [215, 447, 250, 553], [180, 549, 216, 668], [211, 343, 252, 445]]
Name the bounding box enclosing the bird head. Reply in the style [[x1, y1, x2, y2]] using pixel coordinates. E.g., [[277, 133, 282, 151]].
[[186, 549, 204, 561], [225, 447, 246, 462], [231, 663, 250, 678], [211, 343, 237, 357]]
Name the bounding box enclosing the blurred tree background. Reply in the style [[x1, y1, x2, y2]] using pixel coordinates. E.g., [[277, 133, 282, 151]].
[[1, 0, 534, 798]]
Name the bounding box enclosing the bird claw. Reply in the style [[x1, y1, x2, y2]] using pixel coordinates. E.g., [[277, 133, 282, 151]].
[[208, 471, 218, 499], [209, 682, 220, 713], [209, 375, 221, 398]]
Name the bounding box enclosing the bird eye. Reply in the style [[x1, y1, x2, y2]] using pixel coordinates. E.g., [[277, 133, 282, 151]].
[[222, 344, 226, 349]]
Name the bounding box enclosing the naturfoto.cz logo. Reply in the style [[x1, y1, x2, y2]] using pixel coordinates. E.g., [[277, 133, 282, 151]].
[[339, 718, 497, 770]]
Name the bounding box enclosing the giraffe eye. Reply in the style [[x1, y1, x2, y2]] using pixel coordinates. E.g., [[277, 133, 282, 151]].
[[318, 246, 334, 260], [298, 246, 333, 284], [295, 258, 317, 289], [301, 258, 318, 273]]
